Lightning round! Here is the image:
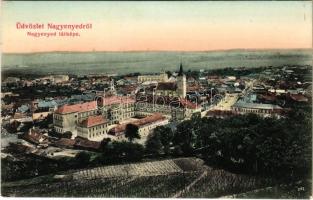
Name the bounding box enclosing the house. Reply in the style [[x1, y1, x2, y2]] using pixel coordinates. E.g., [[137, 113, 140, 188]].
[[108, 113, 169, 141], [98, 95, 136, 124], [53, 138, 76, 148], [74, 137, 102, 151], [53, 101, 98, 135], [155, 64, 186, 99], [32, 111, 51, 121], [77, 115, 108, 140], [135, 94, 201, 120], [232, 101, 284, 116], [138, 72, 168, 83], [23, 128, 49, 145]]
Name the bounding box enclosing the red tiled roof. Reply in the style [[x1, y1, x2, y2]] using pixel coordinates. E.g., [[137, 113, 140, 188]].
[[55, 101, 97, 114], [74, 137, 102, 150], [79, 115, 107, 128], [133, 113, 166, 127], [108, 124, 127, 135], [180, 98, 198, 109], [109, 113, 167, 134], [54, 138, 76, 148], [136, 95, 198, 109], [98, 96, 135, 106]]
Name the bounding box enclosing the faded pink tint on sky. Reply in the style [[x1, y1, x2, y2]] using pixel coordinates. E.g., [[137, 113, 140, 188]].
[[2, 1, 312, 53]]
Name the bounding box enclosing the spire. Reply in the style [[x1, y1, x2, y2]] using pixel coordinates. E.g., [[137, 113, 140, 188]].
[[178, 62, 184, 76]]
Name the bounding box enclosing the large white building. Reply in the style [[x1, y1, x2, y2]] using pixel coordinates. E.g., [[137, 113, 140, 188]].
[[135, 96, 201, 121], [231, 101, 283, 117], [98, 95, 136, 124], [138, 72, 168, 83], [77, 115, 109, 140], [53, 64, 200, 142], [42, 75, 70, 84], [108, 113, 169, 141], [53, 101, 98, 135]]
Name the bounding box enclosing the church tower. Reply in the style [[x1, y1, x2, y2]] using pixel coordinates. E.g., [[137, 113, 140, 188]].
[[176, 63, 186, 98], [110, 78, 116, 95]]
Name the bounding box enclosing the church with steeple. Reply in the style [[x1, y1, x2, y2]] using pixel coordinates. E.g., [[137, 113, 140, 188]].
[[176, 62, 187, 98], [155, 63, 187, 99]]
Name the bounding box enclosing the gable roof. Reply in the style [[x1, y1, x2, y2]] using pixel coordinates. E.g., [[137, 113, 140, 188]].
[[74, 137, 102, 151], [78, 115, 107, 128], [98, 96, 136, 106], [108, 113, 167, 135], [55, 101, 97, 114]]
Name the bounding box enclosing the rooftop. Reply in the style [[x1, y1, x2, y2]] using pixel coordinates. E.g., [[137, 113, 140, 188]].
[[55, 101, 97, 114], [24, 128, 49, 145], [139, 95, 198, 109], [78, 115, 107, 128], [109, 113, 166, 134], [233, 101, 282, 110], [74, 137, 102, 151], [99, 96, 136, 106]]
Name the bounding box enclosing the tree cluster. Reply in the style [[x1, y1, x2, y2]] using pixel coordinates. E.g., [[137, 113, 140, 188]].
[[146, 106, 311, 180]]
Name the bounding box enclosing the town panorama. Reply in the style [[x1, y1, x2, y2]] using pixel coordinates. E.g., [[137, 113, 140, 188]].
[[1, 56, 312, 197]]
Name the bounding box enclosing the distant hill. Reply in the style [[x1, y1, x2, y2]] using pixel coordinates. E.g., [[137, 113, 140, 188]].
[[2, 49, 312, 75]]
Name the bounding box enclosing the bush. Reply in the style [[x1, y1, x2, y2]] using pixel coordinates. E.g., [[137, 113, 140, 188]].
[[74, 152, 91, 167]]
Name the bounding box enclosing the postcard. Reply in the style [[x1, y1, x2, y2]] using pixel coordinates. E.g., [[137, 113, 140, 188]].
[[1, 1, 312, 198]]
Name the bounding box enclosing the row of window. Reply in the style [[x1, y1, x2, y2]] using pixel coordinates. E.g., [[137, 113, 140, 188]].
[[55, 127, 63, 133], [78, 110, 97, 118], [54, 114, 62, 121], [234, 108, 273, 114], [88, 130, 107, 138], [88, 124, 108, 132], [109, 112, 135, 120]]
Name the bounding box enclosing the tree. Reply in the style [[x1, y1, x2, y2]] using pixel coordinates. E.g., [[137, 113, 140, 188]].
[[173, 120, 196, 155], [145, 132, 163, 155], [74, 151, 91, 168], [124, 142, 144, 161], [63, 131, 72, 139], [125, 123, 140, 142], [100, 138, 111, 152], [105, 141, 144, 161]]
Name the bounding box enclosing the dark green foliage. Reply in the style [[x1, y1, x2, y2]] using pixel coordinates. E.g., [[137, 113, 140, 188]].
[[207, 67, 266, 77], [125, 124, 140, 142], [145, 126, 173, 155], [62, 131, 72, 139], [173, 120, 197, 155], [74, 152, 91, 167], [145, 133, 163, 155], [34, 114, 53, 129], [103, 141, 144, 162], [170, 108, 311, 180]]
